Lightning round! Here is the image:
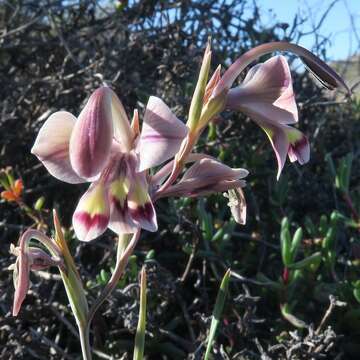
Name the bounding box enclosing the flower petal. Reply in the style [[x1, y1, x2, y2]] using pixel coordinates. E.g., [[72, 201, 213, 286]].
[[165, 179, 246, 198], [28, 247, 61, 271], [226, 56, 298, 125], [131, 109, 140, 142], [225, 187, 247, 225], [13, 179, 24, 197], [161, 159, 248, 198], [108, 179, 137, 234], [127, 173, 158, 232], [31, 111, 86, 184], [1, 190, 17, 201], [150, 153, 216, 188], [285, 127, 310, 165], [253, 123, 309, 180], [108, 156, 138, 234], [73, 182, 110, 241], [204, 65, 222, 104], [184, 159, 248, 181], [261, 124, 289, 180], [109, 89, 134, 151], [70, 87, 114, 179], [137, 96, 188, 171], [12, 250, 30, 316], [213, 42, 350, 97]]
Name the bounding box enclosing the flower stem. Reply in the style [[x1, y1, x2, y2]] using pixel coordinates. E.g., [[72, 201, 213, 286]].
[[85, 230, 141, 333], [156, 133, 198, 195], [53, 211, 90, 358], [79, 323, 92, 360]]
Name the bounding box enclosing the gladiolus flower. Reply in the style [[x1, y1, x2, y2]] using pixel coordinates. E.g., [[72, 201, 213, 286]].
[[203, 41, 350, 179], [32, 87, 248, 241], [32, 89, 187, 240], [32, 87, 187, 241], [159, 158, 248, 198], [10, 229, 64, 316], [225, 55, 310, 179]]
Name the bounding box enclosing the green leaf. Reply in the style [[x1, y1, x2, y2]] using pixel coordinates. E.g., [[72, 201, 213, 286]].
[[204, 269, 231, 360], [354, 288, 360, 304], [100, 269, 110, 284], [304, 217, 316, 237], [198, 200, 213, 241], [322, 227, 336, 250], [211, 227, 224, 242], [256, 273, 283, 290], [207, 122, 217, 141], [129, 255, 138, 279], [335, 153, 353, 193], [280, 221, 292, 267], [330, 210, 340, 227], [0, 170, 10, 189], [53, 211, 88, 327], [34, 196, 45, 211], [290, 227, 303, 261], [145, 249, 155, 260], [281, 217, 290, 230], [287, 252, 322, 270], [319, 215, 328, 237], [5, 169, 14, 188], [280, 303, 307, 328], [133, 268, 147, 360]]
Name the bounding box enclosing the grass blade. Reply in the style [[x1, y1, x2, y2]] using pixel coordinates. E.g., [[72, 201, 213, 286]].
[[133, 267, 147, 360], [204, 268, 231, 360]]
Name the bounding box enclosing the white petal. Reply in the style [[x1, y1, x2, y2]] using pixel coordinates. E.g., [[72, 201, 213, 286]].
[[137, 96, 188, 171], [31, 111, 86, 184]]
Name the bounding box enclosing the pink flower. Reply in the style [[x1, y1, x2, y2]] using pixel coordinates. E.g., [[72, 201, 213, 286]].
[[10, 229, 63, 316], [204, 42, 350, 179], [32, 87, 248, 240], [225, 55, 308, 179]]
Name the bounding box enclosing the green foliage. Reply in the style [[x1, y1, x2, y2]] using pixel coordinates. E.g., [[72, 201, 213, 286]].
[[33, 196, 45, 211], [326, 153, 354, 195], [204, 269, 231, 360], [133, 268, 147, 360]]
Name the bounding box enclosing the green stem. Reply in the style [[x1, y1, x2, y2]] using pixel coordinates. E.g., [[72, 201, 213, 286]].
[[85, 230, 141, 339], [133, 267, 147, 360], [79, 323, 92, 360], [53, 211, 90, 359]]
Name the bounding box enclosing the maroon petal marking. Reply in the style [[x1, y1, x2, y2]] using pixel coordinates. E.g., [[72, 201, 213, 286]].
[[127, 172, 158, 232], [74, 212, 109, 234], [72, 182, 110, 242], [129, 202, 157, 233], [288, 132, 310, 165]]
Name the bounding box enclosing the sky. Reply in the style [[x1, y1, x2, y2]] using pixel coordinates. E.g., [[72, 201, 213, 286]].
[[254, 0, 360, 60]]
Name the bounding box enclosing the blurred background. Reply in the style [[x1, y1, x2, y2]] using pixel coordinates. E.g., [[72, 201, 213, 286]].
[[0, 0, 359, 359]]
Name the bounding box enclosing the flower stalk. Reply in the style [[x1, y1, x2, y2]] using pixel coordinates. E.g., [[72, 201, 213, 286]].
[[86, 231, 141, 331], [133, 267, 147, 360], [53, 210, 90, 358]]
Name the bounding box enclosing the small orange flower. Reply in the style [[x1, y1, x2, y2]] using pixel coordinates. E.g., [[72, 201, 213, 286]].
[[1, 179, 23, 202]]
